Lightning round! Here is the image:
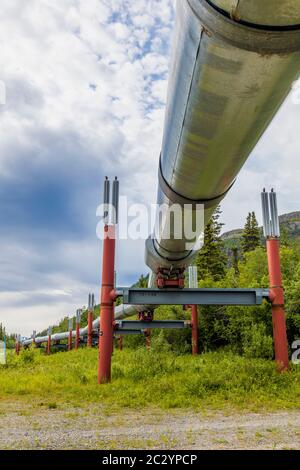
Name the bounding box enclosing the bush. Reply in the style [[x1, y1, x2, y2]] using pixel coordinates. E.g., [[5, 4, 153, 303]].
[[242, 323, 274, 359], [20, 349, 35, 365]]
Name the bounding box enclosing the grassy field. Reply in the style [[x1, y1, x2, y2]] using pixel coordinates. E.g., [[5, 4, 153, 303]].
[[1, 347, 300, 412]]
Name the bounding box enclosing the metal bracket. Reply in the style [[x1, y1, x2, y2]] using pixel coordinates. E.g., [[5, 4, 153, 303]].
[[138, 311, 154, 322], [157, 267, 185, 289]]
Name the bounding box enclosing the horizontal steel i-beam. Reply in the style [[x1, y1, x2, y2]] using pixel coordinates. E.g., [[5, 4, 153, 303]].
[[115, 320, 189, 331], [115, 329, 144, 335], [116, 288, 270, 306]]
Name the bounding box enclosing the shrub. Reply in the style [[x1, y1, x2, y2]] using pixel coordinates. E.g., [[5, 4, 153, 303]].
[[20, 349, 35, 365], [242, 323, 274, 359]]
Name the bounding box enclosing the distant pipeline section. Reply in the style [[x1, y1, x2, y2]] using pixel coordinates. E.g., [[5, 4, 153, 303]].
[[21, 303, 146, 347]]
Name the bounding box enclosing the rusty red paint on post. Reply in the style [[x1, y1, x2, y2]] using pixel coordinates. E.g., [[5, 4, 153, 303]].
[[98, 225, 116, 384], [87, 311, 93, 348], [145, 330, 151, 349], [75, 323, 80, 350], [267, 238, 289, 371], [118, 336, 123, 351], [15, 339, 20, 356], [138, 311, 153, 350], [68, 330, 73, 351], [46, 335, 51, 355], [191, 305, 199, 355]]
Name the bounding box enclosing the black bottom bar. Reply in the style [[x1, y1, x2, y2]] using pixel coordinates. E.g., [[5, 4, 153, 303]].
[[1, 450, 298, 465]]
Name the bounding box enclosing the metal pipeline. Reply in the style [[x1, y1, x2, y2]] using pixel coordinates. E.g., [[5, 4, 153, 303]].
[[21, 1, 300, 346], [145, 0, 300, 274]]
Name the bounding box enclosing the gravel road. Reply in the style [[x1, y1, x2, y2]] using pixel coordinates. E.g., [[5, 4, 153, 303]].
[[0, 402, 299, 450]]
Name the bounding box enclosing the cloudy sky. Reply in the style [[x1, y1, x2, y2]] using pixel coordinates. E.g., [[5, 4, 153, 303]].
[[0, 0, 299, 336]]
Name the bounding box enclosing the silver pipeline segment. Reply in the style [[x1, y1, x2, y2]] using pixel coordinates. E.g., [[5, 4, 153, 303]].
[[261, 189, 280, 239], [76, 309, 82, 324], [102, 176, 119, 225], [88, 293, 95, 311], [188, 266, 198, 289], [103, 177, 110, 224], [204, 0, 300, 29], [261, 190, 271, 238], [270, 190, 280, 238], [187, 0, 300, 53], [145, 0, 300, 274], [112, 177, 119, 225]]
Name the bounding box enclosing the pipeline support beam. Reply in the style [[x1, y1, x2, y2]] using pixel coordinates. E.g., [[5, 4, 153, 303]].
[[116, 287, 270, 306], [262, 189, 289, 371], [68, 317, 73, 352], [75, 309, 82, 350], [98, 225, 116, 383], [87, 294, 95, 348]]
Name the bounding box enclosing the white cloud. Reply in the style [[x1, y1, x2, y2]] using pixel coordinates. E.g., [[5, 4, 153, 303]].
[[0, 0, 174, 335]]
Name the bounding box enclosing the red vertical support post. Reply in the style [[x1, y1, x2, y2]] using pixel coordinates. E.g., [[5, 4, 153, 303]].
[[87, 312, 93, 347], [145, 330, 151, 349], [46, 327, 52, 355], [15, 335, 20, 356], [191, 305, 199, 355], [189, 266, 199, 355], [98, 224, 115, 383], [118, 336, 123, 351], [262, 189, 289, 372], [267, 238, 289, 371], [98, 176, 118, 384], [68, 317, 73, 352], [87, 293, 95, 348], [139, 312, 153, 350], [75, 309, 82, 350], [75, 323, 80, 350]]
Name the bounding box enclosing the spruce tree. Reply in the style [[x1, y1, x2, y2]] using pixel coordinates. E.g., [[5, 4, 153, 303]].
[[135, 274, 149, 288], [250, 212, 260, 245], [196, 206, 227, 281], [241, 211, 260, 253], [232, 247, 239, 276], [241, 213, 251, 253]]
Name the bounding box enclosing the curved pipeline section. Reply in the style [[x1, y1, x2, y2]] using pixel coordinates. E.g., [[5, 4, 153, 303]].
[[145, 0, 300, 274]]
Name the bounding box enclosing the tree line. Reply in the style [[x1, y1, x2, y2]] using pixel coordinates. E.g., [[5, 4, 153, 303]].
[[196, 207, 261, 281]]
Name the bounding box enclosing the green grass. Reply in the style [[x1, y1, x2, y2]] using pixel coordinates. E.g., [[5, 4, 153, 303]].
[[0, 348, 300, 412]]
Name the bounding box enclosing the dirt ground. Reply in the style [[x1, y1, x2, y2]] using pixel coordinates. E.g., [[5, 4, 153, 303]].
[[0, 402, 299, 450]]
